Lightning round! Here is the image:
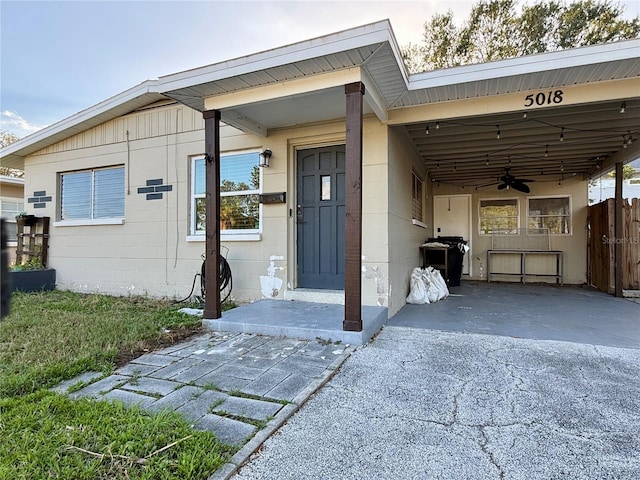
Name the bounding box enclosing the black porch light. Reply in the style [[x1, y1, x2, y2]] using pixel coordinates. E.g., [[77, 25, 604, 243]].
[[259, 149, 272, 168]]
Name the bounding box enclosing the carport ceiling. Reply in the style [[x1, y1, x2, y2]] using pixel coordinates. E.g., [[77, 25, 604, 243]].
[[404, 99, 640, 189]]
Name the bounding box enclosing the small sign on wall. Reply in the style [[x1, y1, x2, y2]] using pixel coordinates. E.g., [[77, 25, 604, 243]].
[[259, 192, 286, 204]]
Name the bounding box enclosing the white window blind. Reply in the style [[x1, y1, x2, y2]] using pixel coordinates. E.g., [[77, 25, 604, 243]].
[[61, 167, 124, 220]]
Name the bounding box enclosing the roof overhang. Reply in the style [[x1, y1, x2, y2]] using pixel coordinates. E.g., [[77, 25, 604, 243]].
[[0, 81, 166, 169], [1, 19, 638, 185]]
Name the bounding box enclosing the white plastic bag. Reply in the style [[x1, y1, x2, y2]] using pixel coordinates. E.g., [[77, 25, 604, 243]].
[[427, 267, 449, 301], [406, 267, 429, 304], [424, 269, 440, 303]]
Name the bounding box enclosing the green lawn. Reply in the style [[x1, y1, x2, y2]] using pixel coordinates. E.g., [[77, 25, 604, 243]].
[[0, 290, 237, 479]]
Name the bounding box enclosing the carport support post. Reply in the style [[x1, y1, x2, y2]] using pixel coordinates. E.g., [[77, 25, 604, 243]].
[[343, 82, 364, 332], [203, 109, 222, 318], [614, 161, 623, 298]]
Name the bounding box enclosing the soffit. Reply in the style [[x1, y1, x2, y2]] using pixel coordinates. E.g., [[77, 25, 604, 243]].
[[404, 98, 640, 190]]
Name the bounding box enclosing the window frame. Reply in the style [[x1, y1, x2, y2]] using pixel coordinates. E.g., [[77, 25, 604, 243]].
[[0, 197, 25, 245], [411, 171, 424, 223], [56, 165, 125, 226], [526, 195, 572, 236], [478, 197, 520, 235], [190, 151, 263, 239]]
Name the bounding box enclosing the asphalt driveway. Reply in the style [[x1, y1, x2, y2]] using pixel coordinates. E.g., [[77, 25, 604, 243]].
[[231, 326, 640, 479]]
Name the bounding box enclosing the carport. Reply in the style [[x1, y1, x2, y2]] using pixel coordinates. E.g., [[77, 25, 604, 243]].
[[155, 20, 639, 327], [390, 281, 639, 349]]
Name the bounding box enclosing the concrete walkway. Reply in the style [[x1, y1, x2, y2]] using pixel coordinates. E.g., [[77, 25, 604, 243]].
[[231, 326, 640, 480], [53, 331, 354, 450]]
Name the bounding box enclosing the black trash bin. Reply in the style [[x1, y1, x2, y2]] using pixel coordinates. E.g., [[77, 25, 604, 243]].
[[427, 236, 467, 287]]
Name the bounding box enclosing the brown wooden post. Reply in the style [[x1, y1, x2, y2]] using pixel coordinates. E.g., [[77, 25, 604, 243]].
[[343, 82, 365, 332], [614, 161, 624, 297], [203, 110, 222, 318]]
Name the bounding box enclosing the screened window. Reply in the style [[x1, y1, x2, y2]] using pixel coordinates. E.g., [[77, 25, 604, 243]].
[[412, 172, 423, 222], [60, 166, 125, 220], [479, 198, 518, 234], [192, 152, 261, 234], [1, 198, 24, 243], [527, 196, 571, 235]]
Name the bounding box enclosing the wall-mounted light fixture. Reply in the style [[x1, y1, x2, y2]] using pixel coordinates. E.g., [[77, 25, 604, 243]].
[[259, 149, 272, 168]]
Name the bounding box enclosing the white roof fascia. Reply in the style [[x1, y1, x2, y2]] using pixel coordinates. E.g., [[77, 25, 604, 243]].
[[157, 20, 396, 94], [361, 67, 389, 122], [0, 80, 161, 161], [0, 175, 25, 185], [408, 39, 640, 90]]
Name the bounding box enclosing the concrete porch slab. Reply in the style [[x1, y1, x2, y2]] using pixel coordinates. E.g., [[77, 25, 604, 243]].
[[203, 299, 387, 345]]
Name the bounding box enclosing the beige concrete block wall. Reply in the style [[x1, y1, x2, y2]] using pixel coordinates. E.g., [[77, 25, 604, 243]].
[[21, 103, 275, 300], [432, 177, 588, 284], [386, 126, 431, 316]]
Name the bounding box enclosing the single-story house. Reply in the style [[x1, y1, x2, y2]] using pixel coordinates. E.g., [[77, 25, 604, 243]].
[[0, 175, 25, 263], [1, 21, 639, 328]]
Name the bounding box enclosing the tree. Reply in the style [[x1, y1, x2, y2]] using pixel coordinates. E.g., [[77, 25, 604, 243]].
[[0, 130, 24, 178], [607, 164, 636, 180], [0, 130, 19, 147], [403, 0, 640, 73]]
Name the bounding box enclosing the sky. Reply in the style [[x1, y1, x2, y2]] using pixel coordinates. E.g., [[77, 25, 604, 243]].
[[1, 0, 639, 139]]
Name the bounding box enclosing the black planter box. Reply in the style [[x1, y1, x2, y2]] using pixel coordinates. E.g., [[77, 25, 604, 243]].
[[9, 269, 56, 293]]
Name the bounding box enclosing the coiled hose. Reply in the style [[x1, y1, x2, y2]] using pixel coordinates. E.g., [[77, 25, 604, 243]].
[[200, 255, 232, 303], [174, 253, 232, 305]]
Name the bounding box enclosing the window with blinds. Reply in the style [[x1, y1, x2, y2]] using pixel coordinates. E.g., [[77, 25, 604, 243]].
[[60, 166, 124, 220], [192, 152, 261, 234], [0, 198, 25, 243], [412, 172, 423, 222]]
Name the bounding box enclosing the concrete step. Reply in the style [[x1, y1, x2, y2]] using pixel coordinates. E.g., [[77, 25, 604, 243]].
[[284, 288, 345, 305], [204, 299, 387, 345]]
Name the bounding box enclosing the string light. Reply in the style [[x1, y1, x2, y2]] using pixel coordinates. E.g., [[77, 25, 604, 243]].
[[620, 101, 626, 114], [436, 121, 440, 130], [523, 112, 527, 119], [623, 135, 628, 148], [560, 127, 565, 142], [544, 145, 549, 157], [425, 124, 430, 135], [561, 161, 564, 172], [453, 162, 457, 172], [496, 125, 501, 139], [508, 156, 512, 166], [485, 154, 489, 166], [436, 161, 440, 169]]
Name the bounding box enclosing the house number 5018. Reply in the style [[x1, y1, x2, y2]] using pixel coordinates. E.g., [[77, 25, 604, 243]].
[[524, 90, 564, 107]]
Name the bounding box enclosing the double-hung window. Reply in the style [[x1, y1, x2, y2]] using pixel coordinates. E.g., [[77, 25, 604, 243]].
[[60, 166, 125, 221], [191, 151, 261, 236], [1, 197, 24, 244], [527, 196, 571, 235], [479, 198, 519, 234]]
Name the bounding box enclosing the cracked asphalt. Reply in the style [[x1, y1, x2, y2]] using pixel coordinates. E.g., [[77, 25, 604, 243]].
[[231, 326, 640, 480]]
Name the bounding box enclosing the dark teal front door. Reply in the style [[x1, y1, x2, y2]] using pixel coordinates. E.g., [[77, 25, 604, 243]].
[[296, 146, 345, 290]]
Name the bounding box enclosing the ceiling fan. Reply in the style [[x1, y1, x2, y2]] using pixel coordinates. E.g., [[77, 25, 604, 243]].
[[497, 168, 534, 193]]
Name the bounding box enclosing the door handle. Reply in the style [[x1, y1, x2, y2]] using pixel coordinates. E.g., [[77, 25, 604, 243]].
[[296, 204, 304, 224]]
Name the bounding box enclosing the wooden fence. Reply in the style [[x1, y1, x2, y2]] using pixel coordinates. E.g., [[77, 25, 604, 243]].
[[588, 198, 640, 293]]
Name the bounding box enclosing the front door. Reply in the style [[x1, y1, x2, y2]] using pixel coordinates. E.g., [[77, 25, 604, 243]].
[[296, 146, 345, 289]]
